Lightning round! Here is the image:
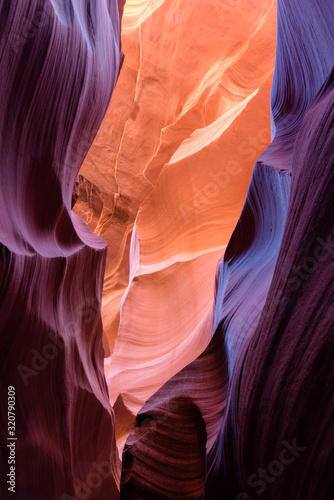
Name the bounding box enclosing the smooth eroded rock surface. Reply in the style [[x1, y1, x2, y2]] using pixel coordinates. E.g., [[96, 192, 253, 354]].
[[120, 1, 334, 499], [73, 0, 278, 449], [0, 1, 124, 498]]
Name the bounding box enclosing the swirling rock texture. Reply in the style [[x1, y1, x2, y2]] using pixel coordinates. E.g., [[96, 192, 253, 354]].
[[120, 1, 334, 499], [0, 1, 124, 498], [73, 0, 278, 450], [1, 0, 333, 499]]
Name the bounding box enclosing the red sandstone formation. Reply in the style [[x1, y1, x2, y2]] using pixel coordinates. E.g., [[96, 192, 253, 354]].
[[1, 0, 333, 499], [74, 0, 278, 443], [120, 1, 334, 499]]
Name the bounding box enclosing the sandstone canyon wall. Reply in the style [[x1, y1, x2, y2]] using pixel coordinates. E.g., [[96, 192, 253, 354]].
[[73, 0, 278, 450], [0, 0, 333, 499], [0, 1, 124, 498], [119, 1, 334, 499]]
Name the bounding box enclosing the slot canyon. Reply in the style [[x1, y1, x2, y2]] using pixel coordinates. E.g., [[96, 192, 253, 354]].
[[0, 1, 333, 499]]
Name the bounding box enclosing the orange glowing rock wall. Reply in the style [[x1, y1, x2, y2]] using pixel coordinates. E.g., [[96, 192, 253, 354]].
[[74, 0, 277, 432]]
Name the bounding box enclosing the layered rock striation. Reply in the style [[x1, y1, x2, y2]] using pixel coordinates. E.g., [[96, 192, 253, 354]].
[[120, 1, 334, 499], [0, 1, 124, 498], [73, 0, 278, 451], [1, 0, 333, 498]]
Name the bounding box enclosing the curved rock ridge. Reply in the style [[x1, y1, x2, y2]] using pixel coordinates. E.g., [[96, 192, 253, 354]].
[[119, 162, 291, 499], [206, 3, 334, 496], [0, 0, 122, 257], [73, 0, 278, 440], [107, 234, 222, 413], [120, 1, 334, 498], [0, 245, 121, 499], [122, 0, 165, 32], [262, 0, 334, 169], [0, 1, 124, 498], [204, 166, 291, 500], [234, 67, 334, 500], [121, 397, 207, 500], [213, 162, 291, 376]]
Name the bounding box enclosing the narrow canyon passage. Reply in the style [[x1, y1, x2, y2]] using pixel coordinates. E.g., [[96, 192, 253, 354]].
[[0, 1, 333, 499]]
